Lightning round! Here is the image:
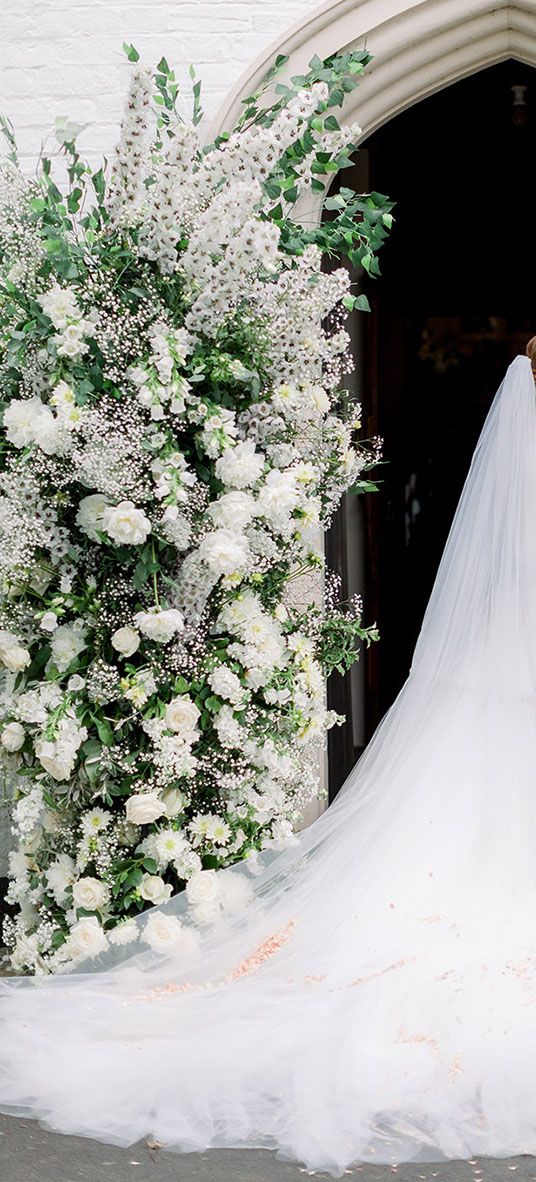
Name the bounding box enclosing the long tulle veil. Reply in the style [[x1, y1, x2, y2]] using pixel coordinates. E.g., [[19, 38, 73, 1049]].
[[1, 350, 531, 988]]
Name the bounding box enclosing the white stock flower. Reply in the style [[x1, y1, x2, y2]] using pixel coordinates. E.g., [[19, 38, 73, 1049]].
[[65, 916, 108, 962], [111, 625, 140, 656], [142, 912, 201, 955], [164, 696, 200, 737], [0, 720, 25, 751], [139, 873, 173, 905], [125, 793, 166, 825], [102, 501, 151, 545], [215, 440, 264, 489], [133, 608, 184, 643], [72, 876, 110, 912], [0, 631, 31, 673]]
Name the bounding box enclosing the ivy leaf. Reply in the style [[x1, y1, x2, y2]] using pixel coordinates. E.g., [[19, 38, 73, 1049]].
[[122, 42, 140, 62]]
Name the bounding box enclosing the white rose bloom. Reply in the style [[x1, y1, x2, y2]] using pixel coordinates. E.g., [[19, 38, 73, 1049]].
[[111, 625, 140, 657], [50, 624, 86, 672], [109, 919, 140, 946], [162, 787, 187, 818], [185, 869, 222, 924], [11, 933, 41, 973], [3, 396, 56, 449], [142, 912, 201, 955], [44, 853, 76, 905], [76, 493, 110, 542], [40, 611, 58, 633], [102, 500, 151, 545], [0, 630, 31, 673], [215, 440, 264, 489], [66, 916, 109, 962], [208, 490, 257, 531], [139, 873, 173, 905], [197, 529, 250, 577], [164, 696, 200, 737], [0, 720, 25, 752], [132, 608, 184, 643], [72, 876, 110, 912], [125, 793, 166, 825]]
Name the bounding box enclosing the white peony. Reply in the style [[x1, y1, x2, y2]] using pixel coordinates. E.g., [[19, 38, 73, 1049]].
[[197, 529, 250, 577], [111, 625, 140, 657], [66, 916, 109, 962], [215, 440, 264, 489], [125, 793, 166, 825], [139, 873, 173, 905], [257, 468, 300, 521], [208, 490, 257, 531], [102, 500, 151, 545], [76, 493, 110, 542], [142, 912, 200, 955], [133, 608, 184, 643], [50, 624, 86, 672], [0, 720, 25, 752], [0, 630, 31, 673], [44, 853, 76, 905], [164, 696, 200, 737], [72, 876, 110, 912], [3, 396, 56, 450]]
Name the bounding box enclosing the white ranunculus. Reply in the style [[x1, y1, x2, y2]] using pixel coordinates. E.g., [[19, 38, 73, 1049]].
[[109, 919, 140, 946], [0, 720, 25, 752], [0, 630, 31, 673], [45, 853, 76, 905], [125, 793, 166, 825], [208, 490, 257, 531], [215, 440, 264, 489], [50, 624, 86, 672], [142, 912, 200, 955], [66, 916, 109, 962], [76, 493, 110, 542], [111, 625, 140, 657], [102, 500, 151, 545], [197, 529, 250, 577], [139, 873, 173, 905], [3, 396, 56, 450], [132, 608, 184, 643], [164, 696, 200, 737], [72, 876, 110, 912]]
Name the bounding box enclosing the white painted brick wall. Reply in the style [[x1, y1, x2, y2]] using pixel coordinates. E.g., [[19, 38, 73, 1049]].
[[1, 0, 319, 171]]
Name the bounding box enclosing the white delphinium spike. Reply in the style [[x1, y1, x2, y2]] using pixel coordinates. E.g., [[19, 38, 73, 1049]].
[[139, 122, 200, 272]]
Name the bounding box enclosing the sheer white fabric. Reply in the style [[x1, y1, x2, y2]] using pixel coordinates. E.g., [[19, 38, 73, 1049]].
[[1, 355, 536, 1176]]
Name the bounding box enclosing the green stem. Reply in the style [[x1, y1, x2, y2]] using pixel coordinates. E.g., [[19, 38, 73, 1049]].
[[151, 539, 160, 609]]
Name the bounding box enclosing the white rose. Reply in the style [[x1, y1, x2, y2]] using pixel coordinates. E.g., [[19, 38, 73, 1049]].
[[50, 624, 86, 672], [111, 626, 140, 657], [0, 630, 31, 673], [0, 721, 25, 752], [185, 869, 222, 924], [76, 493, 110, 542], [139, 873, 173, 905], [132, 609, 184, 643], [72, 876, 110, 912], [142, 912, 200, 955], [3, 396, 56, 450], [162, 788, 187, 818], [102, 500, 151, 545], [40, 611, 58, 632], [109, 919, 139, 946], [197, 529, 250, 577], [215, 440, 264, 489], [125, 793, 166, 825], [66, 916, 109, 962], [164, 696, 200, 737]]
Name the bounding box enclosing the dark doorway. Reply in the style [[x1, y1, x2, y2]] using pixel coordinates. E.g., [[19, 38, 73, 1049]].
[[327, 58, 536, 798]]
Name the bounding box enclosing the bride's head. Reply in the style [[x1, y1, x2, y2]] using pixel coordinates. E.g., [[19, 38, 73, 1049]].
[[526, 336, 536, 377]]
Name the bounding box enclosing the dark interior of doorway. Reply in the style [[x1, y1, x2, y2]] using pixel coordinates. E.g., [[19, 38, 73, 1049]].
[[327, 58, 536, 799]]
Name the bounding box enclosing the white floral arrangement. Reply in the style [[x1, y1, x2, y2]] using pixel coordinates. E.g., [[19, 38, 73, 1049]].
[[0, 47, 390, 972]]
